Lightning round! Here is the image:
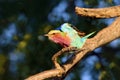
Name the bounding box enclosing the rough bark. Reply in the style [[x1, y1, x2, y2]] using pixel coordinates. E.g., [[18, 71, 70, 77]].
[[75, 6, 120, 18]]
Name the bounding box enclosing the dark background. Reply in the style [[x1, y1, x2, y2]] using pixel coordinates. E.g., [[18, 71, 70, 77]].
[[0, 0, 120, 80]]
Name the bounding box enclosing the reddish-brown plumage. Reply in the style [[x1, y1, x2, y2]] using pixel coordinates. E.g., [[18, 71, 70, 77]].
[[48, 32, 71, 47]]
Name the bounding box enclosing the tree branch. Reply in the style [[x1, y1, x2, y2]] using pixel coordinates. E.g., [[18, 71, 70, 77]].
[[75, 6, 120, 18], [25, 6, 120, 80]]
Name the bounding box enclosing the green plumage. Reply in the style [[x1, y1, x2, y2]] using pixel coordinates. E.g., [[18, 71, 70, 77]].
[[60, 23, 95, 48]]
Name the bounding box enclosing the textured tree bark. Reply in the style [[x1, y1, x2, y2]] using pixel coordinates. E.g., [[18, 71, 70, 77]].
[[25, 6, 120, 80], [75, 6, 120, 18]]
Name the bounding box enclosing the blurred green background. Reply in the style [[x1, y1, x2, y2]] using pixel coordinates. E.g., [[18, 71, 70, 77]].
[[0, 0, 120, 80]]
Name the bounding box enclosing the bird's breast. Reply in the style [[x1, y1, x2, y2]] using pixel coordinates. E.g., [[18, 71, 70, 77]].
[[50, 34, 71, 47]]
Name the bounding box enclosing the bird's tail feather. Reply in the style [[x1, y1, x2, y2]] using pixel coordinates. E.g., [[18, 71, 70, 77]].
[[83, 31, 96, 38]]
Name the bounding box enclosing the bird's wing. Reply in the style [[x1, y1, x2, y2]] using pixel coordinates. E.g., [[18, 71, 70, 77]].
[[58, 23, 85, 37], [71, 25, 85, 37]]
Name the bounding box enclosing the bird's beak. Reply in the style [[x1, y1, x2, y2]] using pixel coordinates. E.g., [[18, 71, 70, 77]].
[[44, 34, 49, 36]]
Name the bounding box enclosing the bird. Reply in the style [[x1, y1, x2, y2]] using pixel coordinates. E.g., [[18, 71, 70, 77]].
[[45, 23, 95, 48]]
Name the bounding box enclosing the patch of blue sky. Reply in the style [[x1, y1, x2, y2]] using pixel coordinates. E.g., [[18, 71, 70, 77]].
[[65, 73, 74, 80], [80, 56, 99, 80], [81, 71, 93, 80], [114, 0, 120, 5], [94, 47, 102, 54], [0, 23, 16, 45], [9, 51, 25, 74], [48, 0, 70, 22], [98, 0, 108, 8], [109, 38, 120, 48], [104, 18, 115, 25], [75, 0, 84, 7]]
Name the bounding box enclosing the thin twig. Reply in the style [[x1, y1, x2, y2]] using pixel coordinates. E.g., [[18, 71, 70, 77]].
[[52, 47, 78, 69]]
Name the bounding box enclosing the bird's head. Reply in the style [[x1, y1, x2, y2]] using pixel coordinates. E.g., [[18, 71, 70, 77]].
[[45, 30, 64, 41], [45, 30, 62, 37], [45, 30, 70, 47]]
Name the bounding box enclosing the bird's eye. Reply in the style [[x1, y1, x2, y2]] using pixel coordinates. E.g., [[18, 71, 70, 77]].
[[52, 33, 56, 35]]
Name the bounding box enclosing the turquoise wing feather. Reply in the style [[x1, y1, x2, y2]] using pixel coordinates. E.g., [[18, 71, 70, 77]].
[[60, 23, 78, 37], [60, 23, 95, 48]]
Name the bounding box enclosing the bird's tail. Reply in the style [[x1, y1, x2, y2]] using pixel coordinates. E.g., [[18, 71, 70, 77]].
[[83, 31, 96, 38]]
